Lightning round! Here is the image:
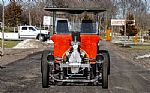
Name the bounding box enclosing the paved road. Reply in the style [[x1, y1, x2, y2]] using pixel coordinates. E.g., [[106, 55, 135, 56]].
[[0, 48, 150, 93]]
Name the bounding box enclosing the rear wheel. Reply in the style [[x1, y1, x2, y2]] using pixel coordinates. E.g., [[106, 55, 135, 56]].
[[102, 54, 108, 89], [41, 51, 49, 88], [38, 35, 45, 41]]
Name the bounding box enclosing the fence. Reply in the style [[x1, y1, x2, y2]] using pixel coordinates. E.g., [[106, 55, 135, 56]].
[[111, 36, 145, 44]]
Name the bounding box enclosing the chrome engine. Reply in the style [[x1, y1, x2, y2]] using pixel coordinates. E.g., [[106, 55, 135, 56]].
[[69, 42, 81, 64], [65, 41, 83, 73], [64, 32, 87, 74]]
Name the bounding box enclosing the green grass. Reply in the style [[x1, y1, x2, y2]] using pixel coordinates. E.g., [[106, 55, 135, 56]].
[[130, 45, 150, 50], [0, 40, 21, 48]]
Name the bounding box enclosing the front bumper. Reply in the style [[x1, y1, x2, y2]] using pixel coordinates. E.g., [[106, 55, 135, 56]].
[[50, 75, 101, 83], [60, 63, 90, 68]]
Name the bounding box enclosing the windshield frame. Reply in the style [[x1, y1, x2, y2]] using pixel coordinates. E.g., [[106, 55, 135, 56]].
[[55, 21, 98, 34]]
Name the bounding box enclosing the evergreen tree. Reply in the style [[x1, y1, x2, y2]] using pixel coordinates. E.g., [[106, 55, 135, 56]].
[[121, 13, 139, 36], [126, 13, 138, 36], [5, 0, 22, 27]]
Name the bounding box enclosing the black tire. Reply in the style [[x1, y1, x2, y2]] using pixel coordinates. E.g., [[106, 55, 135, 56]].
[[100, 51, 110, 75], [38, 35, 45, 42], [41, 50, 49, 88], [102, 54, 108, 89]]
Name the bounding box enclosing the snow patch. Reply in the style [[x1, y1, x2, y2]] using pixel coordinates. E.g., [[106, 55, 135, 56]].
[[46, 40, 54, 44], [135, 53, 150, 59], [13, 39, 48, 49]]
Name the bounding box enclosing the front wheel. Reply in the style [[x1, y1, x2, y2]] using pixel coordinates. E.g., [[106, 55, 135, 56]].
[[100, 50, 110, 75], [102, 54, 108, 89], [41, 51, 49, 88]]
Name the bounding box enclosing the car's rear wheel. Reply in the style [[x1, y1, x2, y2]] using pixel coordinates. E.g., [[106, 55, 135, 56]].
[[102, 54, 108, 89], [41, 51, 49, 88], [38, 34, 45, 41]]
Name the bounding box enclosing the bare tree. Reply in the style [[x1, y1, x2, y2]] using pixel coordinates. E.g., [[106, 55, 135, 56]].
[[18, 0, 51, 26], [7, 0, 150, 30], [115, 0, 149, 28]]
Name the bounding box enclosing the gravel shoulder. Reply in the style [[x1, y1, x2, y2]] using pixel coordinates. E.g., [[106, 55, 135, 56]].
[[102, 41, 150, 70], [0, 39, 52, 66], [0, 49, 44, 66]]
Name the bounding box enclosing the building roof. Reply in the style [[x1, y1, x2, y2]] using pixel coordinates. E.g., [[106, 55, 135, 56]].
[[44, 7, 106, 14]]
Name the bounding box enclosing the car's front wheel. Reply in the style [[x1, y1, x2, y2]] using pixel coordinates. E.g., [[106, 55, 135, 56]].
[[41, 51, 49, 88], [102, 54, 108, 89]]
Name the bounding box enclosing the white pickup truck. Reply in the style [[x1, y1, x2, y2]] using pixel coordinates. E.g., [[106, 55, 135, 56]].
[[0, 25, 50, 41]]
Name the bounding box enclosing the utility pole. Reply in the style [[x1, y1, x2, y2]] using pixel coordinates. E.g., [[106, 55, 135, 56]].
[[1, 0, 5, 56], [52, 0, 56, 34], [29, 10, 31, 25], [124, 0, 127, 46], [28, 0, 32, 26]]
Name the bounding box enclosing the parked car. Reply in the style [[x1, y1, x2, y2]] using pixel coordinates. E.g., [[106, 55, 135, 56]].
[[0, 25, 50, 41]]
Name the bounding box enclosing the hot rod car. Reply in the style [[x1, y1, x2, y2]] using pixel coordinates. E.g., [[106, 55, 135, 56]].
[[41, 8, 110, 89]]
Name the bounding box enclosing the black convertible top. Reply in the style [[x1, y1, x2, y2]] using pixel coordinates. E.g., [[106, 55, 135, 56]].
[[44, 7, 106, 14]]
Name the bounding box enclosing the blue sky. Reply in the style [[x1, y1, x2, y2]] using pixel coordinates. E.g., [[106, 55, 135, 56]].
[[0, 0, 9, 5]]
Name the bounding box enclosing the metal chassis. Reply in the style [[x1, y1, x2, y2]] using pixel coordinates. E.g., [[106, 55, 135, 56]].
[[50, 75, 101, 83], [48, 58, 103, 83]]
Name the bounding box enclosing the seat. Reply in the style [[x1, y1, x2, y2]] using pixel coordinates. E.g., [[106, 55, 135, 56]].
[[56, 20, 69, 34], [81, 20, 94, 33]]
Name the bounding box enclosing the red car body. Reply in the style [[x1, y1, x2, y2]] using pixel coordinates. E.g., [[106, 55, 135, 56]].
[[51, 34, 100, 59]]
